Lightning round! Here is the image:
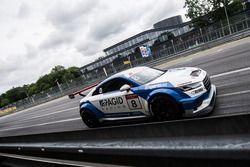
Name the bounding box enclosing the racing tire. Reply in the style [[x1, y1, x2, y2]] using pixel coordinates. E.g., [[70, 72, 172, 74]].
[[80, 109, 99, 128], [149, 95, 182, 121]]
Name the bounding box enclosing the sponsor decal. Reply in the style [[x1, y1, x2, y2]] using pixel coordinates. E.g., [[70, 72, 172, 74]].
[[125, 94, 142, 110], [99, 97, 123, 107]]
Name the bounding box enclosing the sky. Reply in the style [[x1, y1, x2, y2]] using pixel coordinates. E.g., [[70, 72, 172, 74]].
[[0, 0, 186, 94]]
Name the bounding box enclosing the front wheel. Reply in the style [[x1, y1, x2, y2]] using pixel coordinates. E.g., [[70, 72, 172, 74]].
[[149, 95, 182, 121], [80, 109, 99, 128]]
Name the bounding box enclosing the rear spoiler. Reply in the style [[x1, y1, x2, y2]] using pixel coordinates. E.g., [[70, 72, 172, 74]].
[[68, 83, 98, 99]]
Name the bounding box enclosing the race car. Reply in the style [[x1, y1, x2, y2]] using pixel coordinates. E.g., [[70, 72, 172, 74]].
[[79, 66, 216, 128]]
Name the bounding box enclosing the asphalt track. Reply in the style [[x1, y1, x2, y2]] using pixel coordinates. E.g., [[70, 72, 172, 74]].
[[0, 37, 249, 137]]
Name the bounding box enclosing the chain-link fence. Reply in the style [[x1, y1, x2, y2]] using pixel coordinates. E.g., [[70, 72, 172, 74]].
[[10, 11, 250, 111]]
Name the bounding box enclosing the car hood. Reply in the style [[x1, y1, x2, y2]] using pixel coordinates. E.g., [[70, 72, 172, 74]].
[[147, 67, 206, 87]]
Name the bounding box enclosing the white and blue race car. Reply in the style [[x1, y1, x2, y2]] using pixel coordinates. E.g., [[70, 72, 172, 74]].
[[79, 66, 216, 128]]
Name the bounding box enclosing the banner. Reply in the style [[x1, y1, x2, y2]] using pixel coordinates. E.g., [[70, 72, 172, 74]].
[[123, 60, 130, 65], [0, 106, 17, 114], [139, 45, 151, 58]]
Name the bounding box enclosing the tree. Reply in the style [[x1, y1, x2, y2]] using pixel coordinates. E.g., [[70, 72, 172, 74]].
[[184, 0, 243, 28], [184, 0, 214, 20], [27, 83, 37, 96], [51, 65, 65, 73], [0, 98, 9, 108], [66, 67, 81, 79], [4, 87, 27, 104], [36, 74, 54, 92], [0, 65, 83, 107]]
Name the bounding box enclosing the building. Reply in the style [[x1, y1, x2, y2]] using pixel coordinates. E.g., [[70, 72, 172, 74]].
[[80, 15, 192, 79], [153, 15, 183, 29]]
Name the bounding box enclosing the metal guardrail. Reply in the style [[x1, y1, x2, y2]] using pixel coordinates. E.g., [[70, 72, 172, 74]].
[[0, 113, 250, 165], [142, 28, 250, 68]]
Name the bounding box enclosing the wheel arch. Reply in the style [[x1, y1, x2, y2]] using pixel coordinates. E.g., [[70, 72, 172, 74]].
[[147, 89, 184, 113], [80, 102, 104, 119]]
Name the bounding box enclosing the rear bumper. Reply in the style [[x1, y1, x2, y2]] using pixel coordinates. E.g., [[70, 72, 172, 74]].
[[183, 84, 216, 117]]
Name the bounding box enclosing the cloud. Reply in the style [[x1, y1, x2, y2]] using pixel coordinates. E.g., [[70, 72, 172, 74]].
[[39, 31, 74, 50], [40, 1, 101, 52], [0, 0, 186, 93], [75, 39, 101, 56], [90, 19, 127, 40], [24, 43, 38, 59], [46, 0, 98, 31], [17, 3, 31, 19]]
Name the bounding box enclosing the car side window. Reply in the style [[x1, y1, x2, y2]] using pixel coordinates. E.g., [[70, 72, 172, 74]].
[[92, 88, 99, 96], [92, 78, 132, 95]]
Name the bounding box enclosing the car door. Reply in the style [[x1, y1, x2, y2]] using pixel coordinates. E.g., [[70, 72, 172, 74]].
[[88, 78, 146, 116]]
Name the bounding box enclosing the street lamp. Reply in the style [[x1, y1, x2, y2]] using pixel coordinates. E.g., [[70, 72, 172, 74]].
[[223, 0, 232, 34], [55, 79, 63, 93]]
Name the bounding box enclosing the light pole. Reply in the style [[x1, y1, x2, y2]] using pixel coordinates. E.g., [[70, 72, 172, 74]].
[[171, 40, 176, 53], [56, 79, 63, 93], [128, 56, 132, 68], [223, 0, 232, 34], [25, 91, 35, 103], [199, 28, 204, 43]]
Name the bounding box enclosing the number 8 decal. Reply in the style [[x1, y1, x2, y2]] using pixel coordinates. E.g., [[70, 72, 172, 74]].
[[131, 100, 138, 108], [126, 94, 142, 110]]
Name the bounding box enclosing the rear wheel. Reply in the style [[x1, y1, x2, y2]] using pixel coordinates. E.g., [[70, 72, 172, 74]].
[[150, 95, 182, 121], [80, 109, 99, 128]]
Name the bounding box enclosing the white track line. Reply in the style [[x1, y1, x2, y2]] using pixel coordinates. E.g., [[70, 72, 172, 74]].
[[0, 153, 120, 167], [15, 107, 78, 122], [0, 117, 82, 132], [210, 67, 250, 78], [215, 82, 239, 88], [0, 107, 79, 125], [0, 99, 79, 120], [217, 90, 250, 97]]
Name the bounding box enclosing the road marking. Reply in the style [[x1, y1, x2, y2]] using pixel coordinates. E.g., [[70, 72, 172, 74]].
[[0, 117, 82, 132], [217, 90, 250, 97], [0, 106, 79, 125], [0, 153, 119, 167], [17, 107, 78, 122], [0, 99, 79, 120], [215, 81, 240, 88], [211, 67, 250, 78], [217, 103, 250, 109], [216, 48, 224, 53]]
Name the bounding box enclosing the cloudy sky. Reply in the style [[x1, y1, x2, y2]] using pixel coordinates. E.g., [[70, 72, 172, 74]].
[[0, 0, 186, 93]]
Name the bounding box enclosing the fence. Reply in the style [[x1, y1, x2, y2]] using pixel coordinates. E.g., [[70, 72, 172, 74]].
[[9, 11, 250, 112]]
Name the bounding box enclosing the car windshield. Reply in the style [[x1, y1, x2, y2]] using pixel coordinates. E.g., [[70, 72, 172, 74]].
[[129, 68, 164, 85]]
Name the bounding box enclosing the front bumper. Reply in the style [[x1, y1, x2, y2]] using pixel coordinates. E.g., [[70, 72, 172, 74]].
[[183, 84, 216, 117]]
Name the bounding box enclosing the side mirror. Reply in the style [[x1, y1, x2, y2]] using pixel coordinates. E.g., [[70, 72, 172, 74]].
[[120, 84, 131, 92], [99, 88, 102, 94]]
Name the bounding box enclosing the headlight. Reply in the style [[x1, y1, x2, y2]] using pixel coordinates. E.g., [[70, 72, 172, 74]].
[[178, 82, 202, 91], [190, 69, 201, 77]]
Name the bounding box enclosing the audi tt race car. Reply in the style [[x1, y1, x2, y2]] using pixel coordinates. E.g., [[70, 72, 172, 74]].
[[78, 66, 216, 128]]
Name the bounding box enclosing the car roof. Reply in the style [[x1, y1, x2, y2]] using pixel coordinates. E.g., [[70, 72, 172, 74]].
[[97, 66, 149, 85], [112, 66, 149, 78], [111, 66, 151, 80]]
